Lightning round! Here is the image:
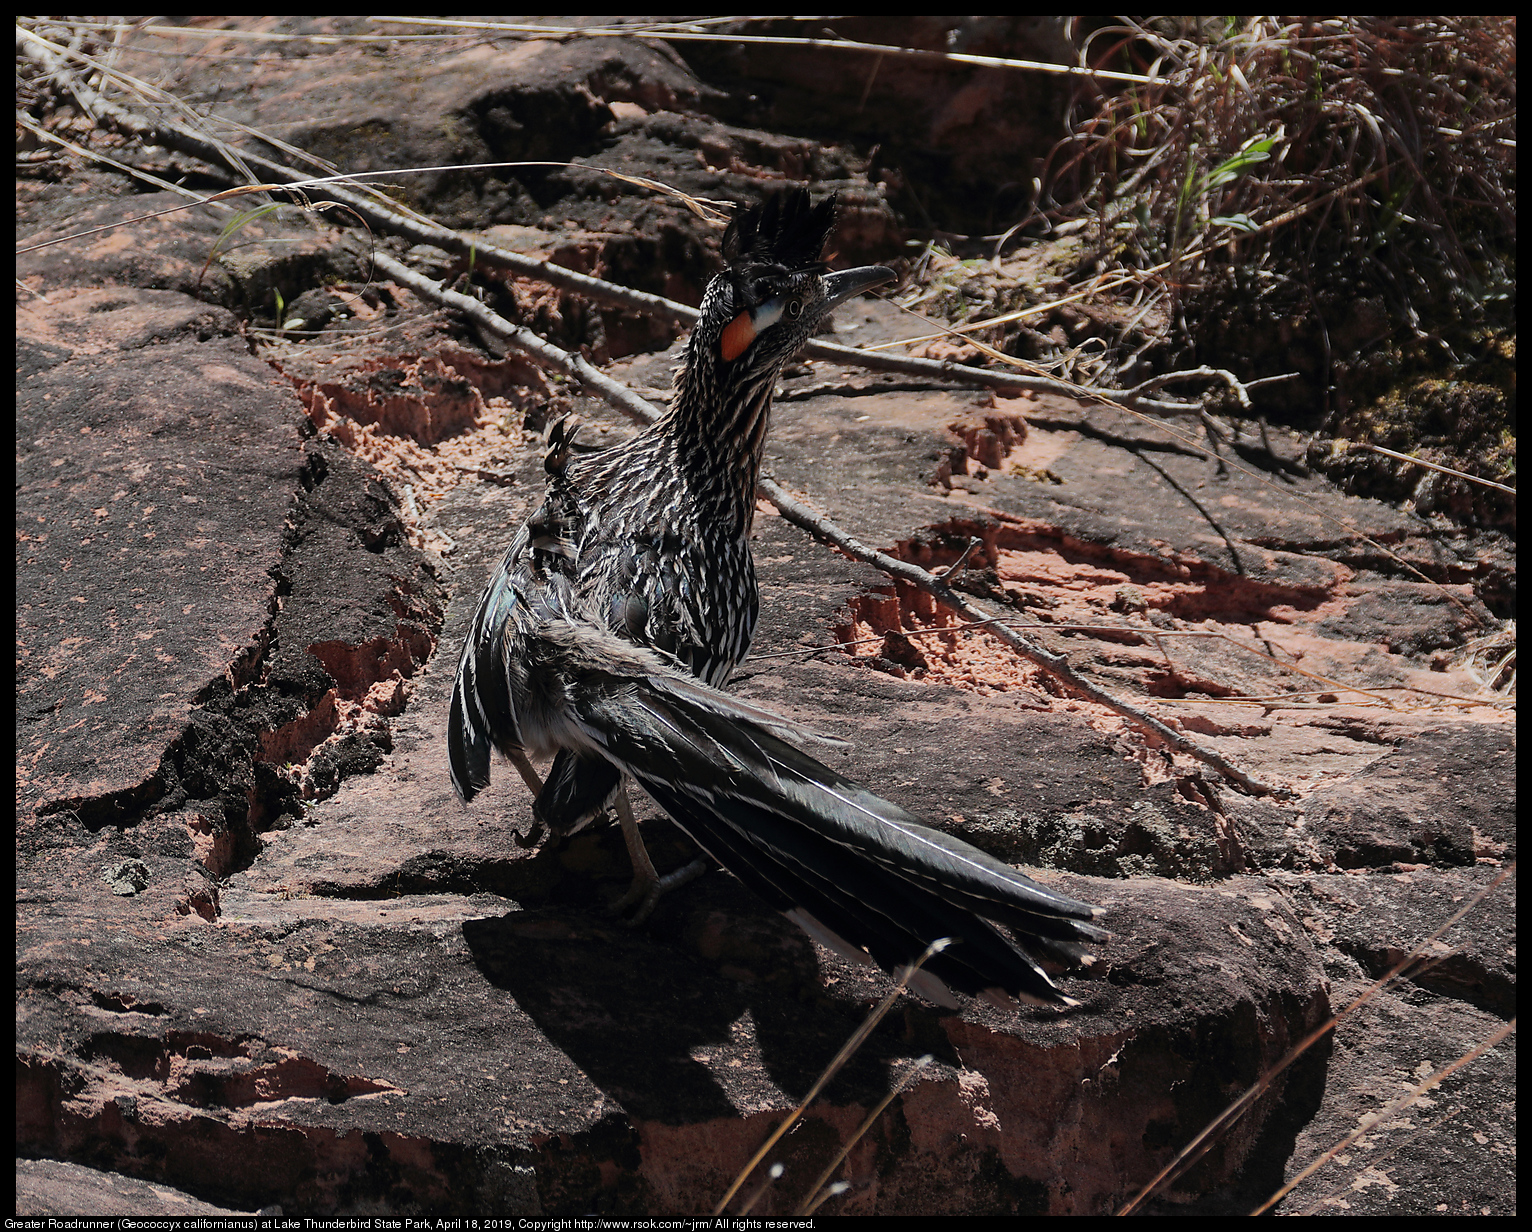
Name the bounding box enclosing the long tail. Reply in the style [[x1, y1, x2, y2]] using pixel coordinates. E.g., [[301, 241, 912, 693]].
[[533, 624, 1106, 1008]]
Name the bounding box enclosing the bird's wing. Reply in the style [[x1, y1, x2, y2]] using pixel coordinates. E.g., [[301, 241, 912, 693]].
[[448, 524, 536, 801], [538, 619, 1104, 1006]]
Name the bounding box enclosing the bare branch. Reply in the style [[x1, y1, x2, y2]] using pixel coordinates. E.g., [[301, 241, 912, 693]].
[[1120, 364, 1300, 413]]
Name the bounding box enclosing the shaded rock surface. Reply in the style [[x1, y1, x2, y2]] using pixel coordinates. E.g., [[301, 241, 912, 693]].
[[16, 1159, 253, 1217], [16, 17, 1513, 1218]]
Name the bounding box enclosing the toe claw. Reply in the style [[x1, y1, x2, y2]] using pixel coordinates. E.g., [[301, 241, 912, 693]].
[[608, 857, 708, 925]]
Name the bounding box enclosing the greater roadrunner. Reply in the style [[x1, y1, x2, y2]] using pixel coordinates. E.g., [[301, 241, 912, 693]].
[[449, 190, 1105, 1008]]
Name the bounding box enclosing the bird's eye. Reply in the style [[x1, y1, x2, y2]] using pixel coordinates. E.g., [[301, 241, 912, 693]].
[[785, 299, 803, 319]]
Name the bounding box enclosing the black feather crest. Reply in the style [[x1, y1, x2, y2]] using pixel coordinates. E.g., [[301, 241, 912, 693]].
[[723, 189, 836, 277]]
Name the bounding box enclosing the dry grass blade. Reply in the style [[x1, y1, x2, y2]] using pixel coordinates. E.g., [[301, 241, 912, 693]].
[[712, 938, 952, 1216], [737, 1162, 784, 1217], [1116, 862, 1514, 1214], [14, 112, 220, 208], [587, 168, 732, 223], [373, 16, 1163, 84], [1252, 1018, 1516, 1215], [800, 1180, 851, 1216], [795, 1054, 934, 1214], [1348, 443, 1517, 495]]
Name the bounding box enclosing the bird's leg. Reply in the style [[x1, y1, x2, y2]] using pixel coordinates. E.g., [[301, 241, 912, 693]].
[[509, 748, 544, 795], [609, 782, 707, 925], [509, 749, 548, 849]]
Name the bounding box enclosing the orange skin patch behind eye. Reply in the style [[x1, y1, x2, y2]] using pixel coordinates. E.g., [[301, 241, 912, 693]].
[[720, 310, 755, 361]]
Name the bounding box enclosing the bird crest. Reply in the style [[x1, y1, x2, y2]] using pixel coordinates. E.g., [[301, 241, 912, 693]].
[[722, 189, 836, 285]]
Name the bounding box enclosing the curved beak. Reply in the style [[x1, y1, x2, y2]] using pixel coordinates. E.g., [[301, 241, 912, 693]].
[[822, 264, 896, 309]]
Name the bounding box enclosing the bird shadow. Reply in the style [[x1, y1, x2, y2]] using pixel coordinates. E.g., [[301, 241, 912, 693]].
[[461, 818, 955, 1125]]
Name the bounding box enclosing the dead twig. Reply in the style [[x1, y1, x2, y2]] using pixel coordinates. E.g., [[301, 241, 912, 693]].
[[1121, 364, 1291, 415], [934, 536, 983, 580]]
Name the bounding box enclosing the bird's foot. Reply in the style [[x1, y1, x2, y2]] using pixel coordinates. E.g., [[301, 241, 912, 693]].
[[609, 857, 708, 926], [513, 818, 548, 850], [607, 785, 706, 924]]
